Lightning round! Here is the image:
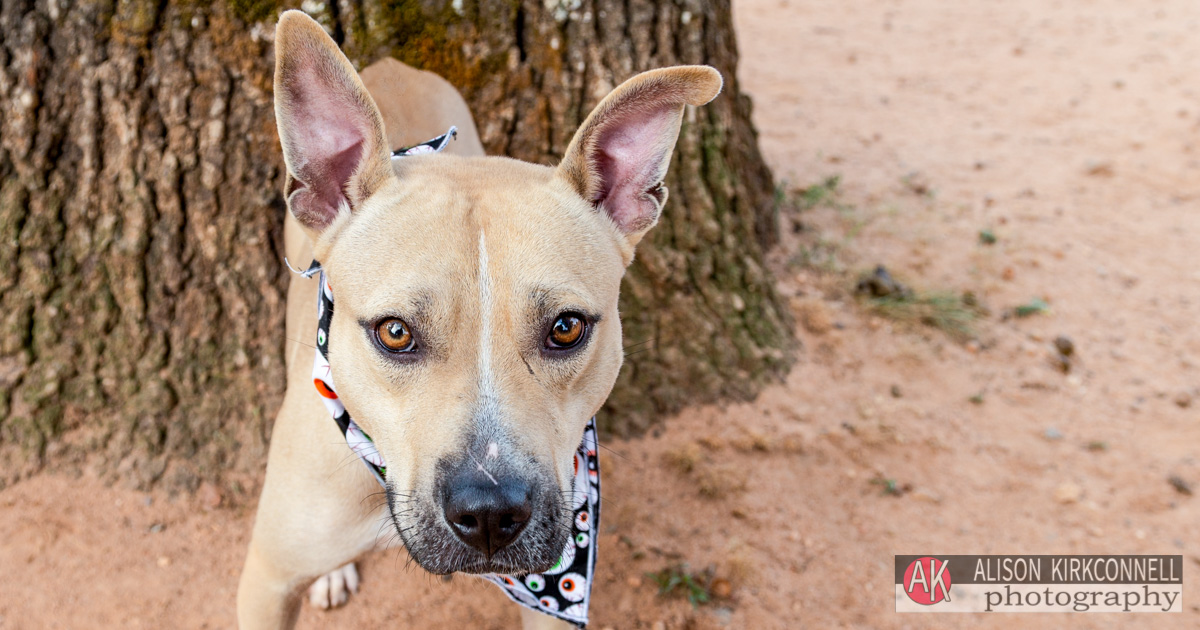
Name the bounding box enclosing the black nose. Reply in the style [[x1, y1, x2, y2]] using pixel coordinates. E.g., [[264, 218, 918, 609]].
[[442, 477, 532, 557]]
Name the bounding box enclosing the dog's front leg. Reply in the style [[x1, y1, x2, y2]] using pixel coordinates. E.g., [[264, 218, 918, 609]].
[[237, 539, 306, 629], [237, 390, 384, 629]]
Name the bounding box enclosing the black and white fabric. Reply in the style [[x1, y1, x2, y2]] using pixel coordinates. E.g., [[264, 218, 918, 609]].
[[294, 128, 599, 628], [391, 126, 457, 160]]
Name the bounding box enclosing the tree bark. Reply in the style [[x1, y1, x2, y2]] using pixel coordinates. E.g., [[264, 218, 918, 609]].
[[0, 0, 792, 490]]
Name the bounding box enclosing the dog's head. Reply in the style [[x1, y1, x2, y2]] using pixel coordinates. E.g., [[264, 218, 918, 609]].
[[273, 10, 720, 574]]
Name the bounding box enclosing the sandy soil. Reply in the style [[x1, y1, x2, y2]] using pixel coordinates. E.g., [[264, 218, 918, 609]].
[[2, 0, 1199, 628]]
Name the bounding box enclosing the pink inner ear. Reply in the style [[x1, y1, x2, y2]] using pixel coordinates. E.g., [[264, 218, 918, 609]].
[[591, 104, 677, 233], [282, 64, 373, 229]]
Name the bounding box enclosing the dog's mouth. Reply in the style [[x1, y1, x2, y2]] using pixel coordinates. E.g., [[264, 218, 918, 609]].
[[388, 489, 570, 575]]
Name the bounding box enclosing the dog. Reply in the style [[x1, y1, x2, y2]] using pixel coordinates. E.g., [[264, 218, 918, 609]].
[[237, 10, 721, 629]]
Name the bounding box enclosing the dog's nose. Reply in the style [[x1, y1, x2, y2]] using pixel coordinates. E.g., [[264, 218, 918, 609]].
[[442, 477, 532, 557]]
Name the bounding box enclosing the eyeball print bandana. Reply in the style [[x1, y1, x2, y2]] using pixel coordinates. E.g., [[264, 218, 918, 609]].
[[390, 126, 458, 159], [296, 128, 600, 628]]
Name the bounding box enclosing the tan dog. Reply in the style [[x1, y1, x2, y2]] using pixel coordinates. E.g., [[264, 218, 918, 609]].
[[237, 10, 721, 629]]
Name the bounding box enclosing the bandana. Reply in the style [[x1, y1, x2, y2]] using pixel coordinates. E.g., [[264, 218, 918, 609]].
[[293, 128, 600, 628], [390, 126, 458, 159]]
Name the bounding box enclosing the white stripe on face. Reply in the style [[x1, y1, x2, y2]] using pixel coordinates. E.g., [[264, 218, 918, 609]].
[[477, 232, 500, 422]]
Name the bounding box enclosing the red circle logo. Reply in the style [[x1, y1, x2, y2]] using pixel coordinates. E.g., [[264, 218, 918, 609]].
[[903, 557, 953, 605]]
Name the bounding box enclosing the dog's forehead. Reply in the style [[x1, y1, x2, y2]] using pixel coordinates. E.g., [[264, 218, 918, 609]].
[[326, 155, 626, 310]]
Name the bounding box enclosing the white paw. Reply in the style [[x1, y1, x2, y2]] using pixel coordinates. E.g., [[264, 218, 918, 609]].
[[307, 562, 360, 610]]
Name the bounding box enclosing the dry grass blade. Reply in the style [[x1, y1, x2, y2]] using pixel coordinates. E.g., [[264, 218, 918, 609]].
[[866, 290, 985, 342]]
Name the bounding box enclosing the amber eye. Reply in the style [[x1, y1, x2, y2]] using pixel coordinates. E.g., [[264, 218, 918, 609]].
[[546, 313, 587, 350], [374, 318, 415, 353]]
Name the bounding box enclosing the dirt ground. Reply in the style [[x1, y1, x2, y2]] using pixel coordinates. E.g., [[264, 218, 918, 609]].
[[2, 0, 1198, 628]]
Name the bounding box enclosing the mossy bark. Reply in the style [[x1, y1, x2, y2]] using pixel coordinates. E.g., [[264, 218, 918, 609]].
[[0, 0, 792, 490]]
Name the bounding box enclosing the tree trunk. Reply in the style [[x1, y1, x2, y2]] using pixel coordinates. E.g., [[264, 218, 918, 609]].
[[0, 0, 792, 491]]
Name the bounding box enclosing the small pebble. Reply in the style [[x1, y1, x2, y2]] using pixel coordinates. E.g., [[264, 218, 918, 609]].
[[911, 489, 943, 504], [1168, 475, 1193, 496], [1055, 482, 1082, 504], [890, 384, 903, 398], [1054, 335, 1075, 356], [1044, 427, 1063, 441], [1175, 392, 1192, 409], [157, 556, 171, 568]]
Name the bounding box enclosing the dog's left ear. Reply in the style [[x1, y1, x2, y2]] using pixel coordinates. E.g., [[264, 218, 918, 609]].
[[557, 66, 722, 252]]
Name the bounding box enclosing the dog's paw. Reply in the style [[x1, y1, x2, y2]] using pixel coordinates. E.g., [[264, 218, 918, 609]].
[[307, 563, 359, 610]]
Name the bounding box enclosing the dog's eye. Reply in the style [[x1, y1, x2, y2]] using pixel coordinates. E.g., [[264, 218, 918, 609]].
[[374, 318, 416, 353], [546, 313, 587, 350]]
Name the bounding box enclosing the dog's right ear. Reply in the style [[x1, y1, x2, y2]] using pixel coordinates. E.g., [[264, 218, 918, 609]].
[[274, 10, 392, 238]]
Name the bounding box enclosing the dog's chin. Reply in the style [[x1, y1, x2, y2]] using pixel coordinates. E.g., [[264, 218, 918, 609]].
[[446, 552, 562, 576], [394, 506, 570, 576]]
